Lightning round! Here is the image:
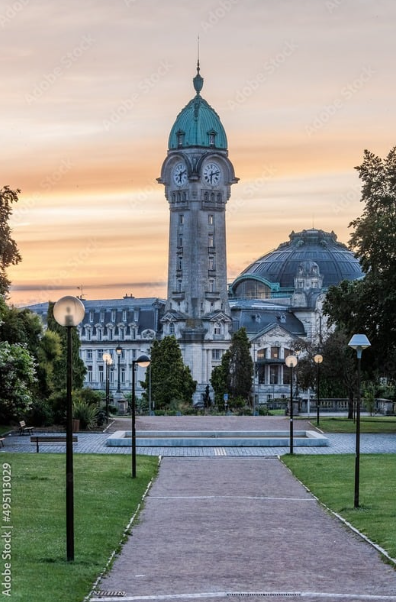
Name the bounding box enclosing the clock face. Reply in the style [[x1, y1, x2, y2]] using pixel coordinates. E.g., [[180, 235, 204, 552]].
[[203, 162, 221, 186], [173, 162, 187, 186]]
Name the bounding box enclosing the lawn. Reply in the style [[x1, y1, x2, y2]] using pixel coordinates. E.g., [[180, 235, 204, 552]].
[[283, 454, 396, 560], [311, 416, 396, 433], [1, 453, 158, 602]]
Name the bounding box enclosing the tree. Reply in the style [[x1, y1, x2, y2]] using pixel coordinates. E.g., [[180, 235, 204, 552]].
[[324, 146, 396, 377], [0, 297, 62, 400], [211, 328, 253, 408], [0, 342, 37, 422], [0, 186, 22, 295], [141, 336, 196, 410]]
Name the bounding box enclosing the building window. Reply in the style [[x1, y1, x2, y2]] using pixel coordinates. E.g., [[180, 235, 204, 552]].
[[209, 256, 215, 270], [271, 347, 280, 359], [107, 328, 113, 340], [212, 349, 221, 360], [122, 309, 127, 322], [89, 311, 94, 323], [208, 234, 214, 248], [177, 279, 182, 292], [86, 365, 93, 382], [85, 327, 91, 341], [214, 322, 221, 335], [177, 257, 182, 270], [100, 311, 104, 322], [178, 236, 183, 248], [208, 214, 214, 225], [121, 367, 126, 384], [204, 192, 209, 201], [110, 369, 114, 384], [270, 365, 278, 385], [86, 349, 93, 361], [169, 323, 175, 334], [111, 310, 116, 322], [130, 327, 136, 339], [119, 326, 125, 340], [209, 279, 215, 293], [179, 214, 184, 225], [98, 365, 104, 383], [96, 328, 102, 341], [97, 349, 104, 360]]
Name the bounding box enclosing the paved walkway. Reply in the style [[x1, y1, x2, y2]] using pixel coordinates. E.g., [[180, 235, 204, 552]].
[[93, 456, 396, 602], [3, 416, 395, 456]]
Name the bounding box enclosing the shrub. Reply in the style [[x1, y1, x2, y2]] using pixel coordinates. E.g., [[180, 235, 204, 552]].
[[27, 399, 54, 427], [73, 400, 98, 430]]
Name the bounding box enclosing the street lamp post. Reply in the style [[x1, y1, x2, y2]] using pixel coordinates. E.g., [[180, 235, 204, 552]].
[[348, 334, 371, 508], [53, 295, 85, 562], [102, 353, 113, 422], [116, 345, 123, 394], [131, 354, 151, 478], [313, 354, 323, 427], [285, 355, 298, 455]]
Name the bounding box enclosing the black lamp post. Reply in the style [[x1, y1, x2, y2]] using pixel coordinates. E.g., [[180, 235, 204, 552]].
[[131, 354, 151, 478], [348, 334, 371, 508], [313, 354, 323, 427], [53, 295, 85, 562], [285, 354, 298, 455], [116, 345, 123, 394], [102, 353, 113, 423]]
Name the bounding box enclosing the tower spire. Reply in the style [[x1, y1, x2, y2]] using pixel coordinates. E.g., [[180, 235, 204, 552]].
[[193, 36, 204, 95]]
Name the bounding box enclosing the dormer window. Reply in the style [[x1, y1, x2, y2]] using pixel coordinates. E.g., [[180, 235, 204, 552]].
[[208, 129, 217, 147], [176, 129, 185, 147]]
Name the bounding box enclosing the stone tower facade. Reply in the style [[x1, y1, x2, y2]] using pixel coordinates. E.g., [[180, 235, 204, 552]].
[[157, 63, 238, 401]]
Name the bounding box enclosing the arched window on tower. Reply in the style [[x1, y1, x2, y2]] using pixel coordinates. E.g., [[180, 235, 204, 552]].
[[204, 192, 209, 201]]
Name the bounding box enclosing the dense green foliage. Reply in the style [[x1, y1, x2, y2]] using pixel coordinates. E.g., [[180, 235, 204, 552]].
[[5, 453, 158, 602], [0, 185, 22, 295], [283, 454, 396, 558], [324, 146, 396, 378], [141, 336, 196, 410], [0, 341, 36, 422], [0, 296, 63, 422], [211, 328, 253, 409]]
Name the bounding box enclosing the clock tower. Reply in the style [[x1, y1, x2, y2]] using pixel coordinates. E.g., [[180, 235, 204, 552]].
[[158, 62, 238, 319], [158, 63, 238, 396]]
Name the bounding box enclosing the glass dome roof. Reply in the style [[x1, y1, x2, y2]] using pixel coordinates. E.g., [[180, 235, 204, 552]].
[[232, 229, 364, 292]]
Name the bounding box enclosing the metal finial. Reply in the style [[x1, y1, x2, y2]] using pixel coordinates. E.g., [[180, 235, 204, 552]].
[[193, 37, 204, 95]]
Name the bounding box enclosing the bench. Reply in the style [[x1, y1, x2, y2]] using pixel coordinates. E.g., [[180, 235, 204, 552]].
[[19, 421, 34, 436], [30, 436, 78, 453]]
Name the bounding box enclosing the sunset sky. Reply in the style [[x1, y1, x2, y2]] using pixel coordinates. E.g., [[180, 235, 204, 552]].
[[3, 0, 396, 306]]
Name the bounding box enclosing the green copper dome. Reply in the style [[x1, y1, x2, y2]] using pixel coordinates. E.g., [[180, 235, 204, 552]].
[[168, 64, 228, 150]]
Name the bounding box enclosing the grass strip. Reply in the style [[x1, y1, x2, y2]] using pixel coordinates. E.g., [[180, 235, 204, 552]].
[[311, 416, 396, 433], [1, 453, 158, 602], [283, 454, 396, 560]]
